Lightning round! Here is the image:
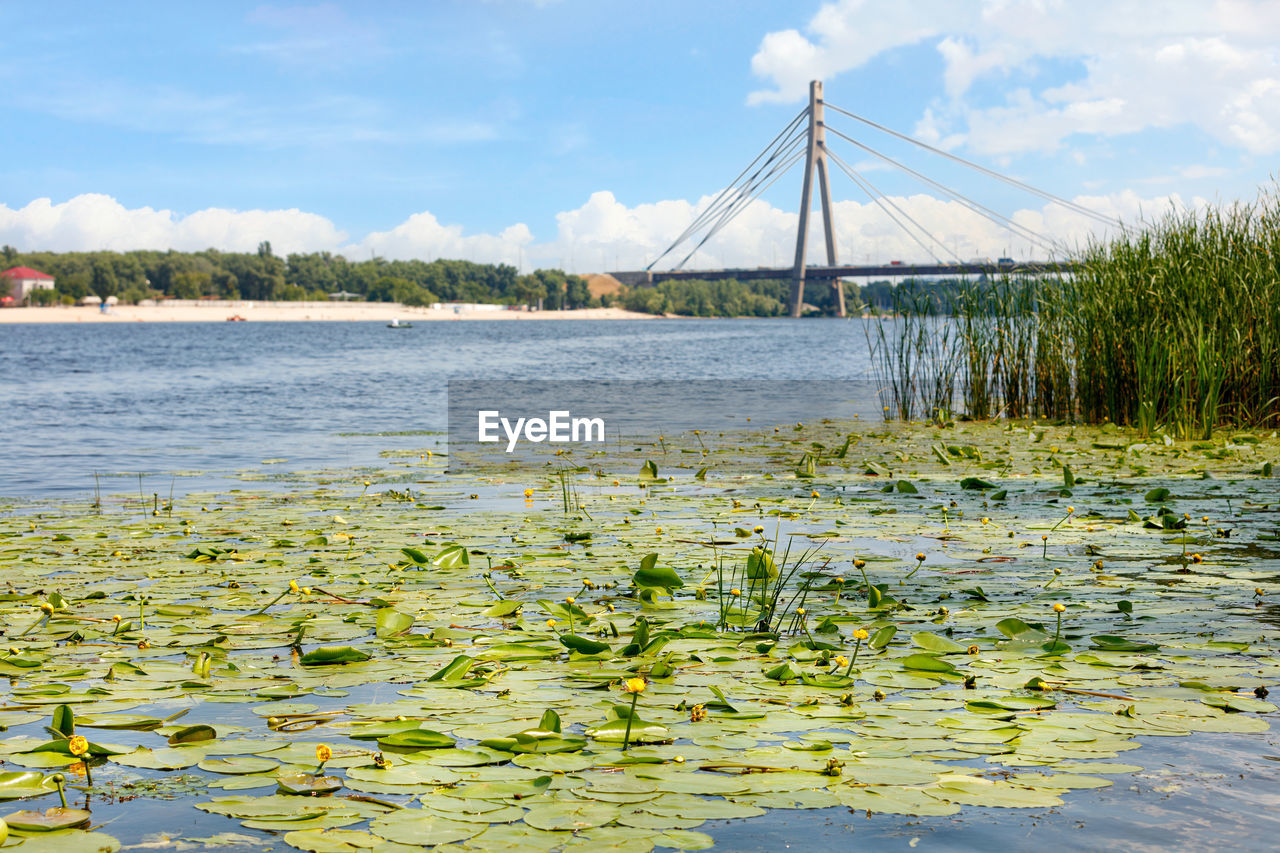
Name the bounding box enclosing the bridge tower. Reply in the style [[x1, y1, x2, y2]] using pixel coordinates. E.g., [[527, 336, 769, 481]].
[[789, 80, 845, 318]]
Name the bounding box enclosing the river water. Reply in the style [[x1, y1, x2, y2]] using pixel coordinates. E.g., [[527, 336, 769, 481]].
[[0, 319, 877, 498]]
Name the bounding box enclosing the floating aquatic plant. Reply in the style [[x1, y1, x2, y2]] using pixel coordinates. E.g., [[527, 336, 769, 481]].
[[0, 418, 1275, 850]]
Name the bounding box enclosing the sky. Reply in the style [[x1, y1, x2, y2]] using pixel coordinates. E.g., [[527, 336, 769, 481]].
[[1, 0, 1278, 272]]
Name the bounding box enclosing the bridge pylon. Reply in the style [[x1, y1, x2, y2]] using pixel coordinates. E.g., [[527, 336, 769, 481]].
[[789, 80, 844, 318]]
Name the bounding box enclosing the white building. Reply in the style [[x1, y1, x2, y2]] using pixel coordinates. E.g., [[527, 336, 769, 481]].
[[1, 266, 55, 303]]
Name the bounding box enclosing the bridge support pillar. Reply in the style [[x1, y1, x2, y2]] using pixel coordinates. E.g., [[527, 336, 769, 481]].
[[789, 80, 841, 317]]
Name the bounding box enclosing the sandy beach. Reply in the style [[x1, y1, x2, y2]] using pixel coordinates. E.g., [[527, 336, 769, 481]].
[[0, 301, 658, 324]]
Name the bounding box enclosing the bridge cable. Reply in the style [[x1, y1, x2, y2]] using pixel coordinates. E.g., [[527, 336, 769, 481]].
[[824, 102, 1122, 229], [647, 107, 808, 270], [669, 124, 803, 244], [826, 147, 954, 264], [654, 123, 807, 270], [823, 124, 1068, 257], [826, 147, 961, 264], [673, 145, 809, 269], [674, 131, 807, 255], [823, 123, 1067, 256]]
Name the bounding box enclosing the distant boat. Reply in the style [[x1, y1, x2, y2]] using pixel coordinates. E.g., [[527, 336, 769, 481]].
[[387, 318, 413, 328], [226, 315, 247, 322]]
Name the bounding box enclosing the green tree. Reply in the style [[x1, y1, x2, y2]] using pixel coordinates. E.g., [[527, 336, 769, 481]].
[[513, 274, 547, 307], [565, 274, 591, 309], [112, 254, 147, 291], [212, 270, 239, 299], [90, 260, 118, 301], [171, 271, 212, 299]]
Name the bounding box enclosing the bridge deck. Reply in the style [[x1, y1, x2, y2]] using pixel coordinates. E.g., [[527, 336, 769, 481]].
[[611, 261, 1076, 287]]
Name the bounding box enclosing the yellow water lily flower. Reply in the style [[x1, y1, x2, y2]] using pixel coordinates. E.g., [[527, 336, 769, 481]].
[[852, 628, 870, 641], [316, 744, 332, 764], [67, 736, 88, 757], [622, 677, 647, 694]]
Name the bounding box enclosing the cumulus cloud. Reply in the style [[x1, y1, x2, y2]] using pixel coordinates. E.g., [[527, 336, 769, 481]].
[[532, 189, 1169, 271], [748, 0, 965, 106], [0, 189, 1193, 274], [0, 194, 347, 256], [353, 211, 533, 265], [748, 0, 1280, 155]]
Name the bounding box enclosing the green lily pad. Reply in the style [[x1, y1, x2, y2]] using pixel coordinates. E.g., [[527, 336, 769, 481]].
[[298, 645, 373, 666], [368, 810, 481, 845], [377, 728, 456, 750]]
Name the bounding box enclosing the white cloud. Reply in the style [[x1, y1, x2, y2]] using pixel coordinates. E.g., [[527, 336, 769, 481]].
[[747, 0, 965, 106], [0, 189, 1191, 274], [528, 188, 1202, 271], [0, 194, 347, 256], [748, 1, 1280, 155], [354, 211, 533, 265]]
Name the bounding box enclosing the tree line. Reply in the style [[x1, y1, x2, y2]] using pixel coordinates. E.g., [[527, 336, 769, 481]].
[[617, 276, 995, 316], [3, 242, 997, 316], [1, 243, 602, 310]]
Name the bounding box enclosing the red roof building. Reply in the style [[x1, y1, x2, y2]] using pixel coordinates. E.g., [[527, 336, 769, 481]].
[[1, 266, 56, 304]]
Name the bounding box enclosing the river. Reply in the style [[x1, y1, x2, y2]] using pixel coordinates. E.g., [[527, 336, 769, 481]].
[[0, 318, 876, 498]]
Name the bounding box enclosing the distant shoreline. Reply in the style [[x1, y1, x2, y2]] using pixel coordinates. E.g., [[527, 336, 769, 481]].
[[0, 301, 661, 324]]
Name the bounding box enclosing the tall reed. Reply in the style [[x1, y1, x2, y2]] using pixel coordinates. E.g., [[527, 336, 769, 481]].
[[1071, 192, 1280, 435], [866, 286, 962, 421], [872, 187, 1280, 433]]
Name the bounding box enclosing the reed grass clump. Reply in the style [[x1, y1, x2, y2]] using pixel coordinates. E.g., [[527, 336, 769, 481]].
[[871, 187, 1280, 434], [1070, 193, 1280, 435], [865, 286, 962, 422]]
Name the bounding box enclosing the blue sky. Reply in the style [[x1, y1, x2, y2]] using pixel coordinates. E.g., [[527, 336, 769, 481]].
[[2, 1, 1278, 270]]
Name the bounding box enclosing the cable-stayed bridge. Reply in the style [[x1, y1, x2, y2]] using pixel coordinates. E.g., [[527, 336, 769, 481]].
[[610, 81, 1117, 317]]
